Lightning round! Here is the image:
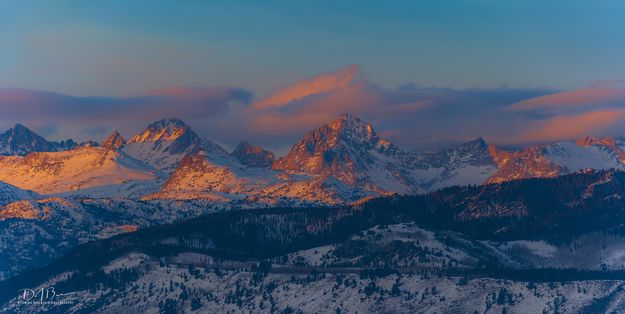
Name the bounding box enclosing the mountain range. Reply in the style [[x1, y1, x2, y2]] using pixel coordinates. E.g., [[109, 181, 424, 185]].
[[3, 113, 625, 279], [5, 113, 625, 312], [2, 113, 625, 206]]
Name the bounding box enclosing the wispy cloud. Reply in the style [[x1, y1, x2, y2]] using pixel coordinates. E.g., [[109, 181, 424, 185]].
[[7, 65, 625, 153], [509, 86, 625, 111], [241, 66, 552, 149], [0, 87, 251, 142], [253, 64, 361, 109], [515, 109, 625, 143]]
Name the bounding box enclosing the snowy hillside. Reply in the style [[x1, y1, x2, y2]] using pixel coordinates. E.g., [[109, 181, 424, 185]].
[[5, 252, 620, 314], [0, 181, 38, 206], [0, 196, 228, 280], [8, 222, 625, 313], [0, 146, 157, 195], [487, 137, 625, 183]]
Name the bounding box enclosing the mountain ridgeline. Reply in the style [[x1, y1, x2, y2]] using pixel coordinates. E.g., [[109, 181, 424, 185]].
[[3, 114, 625, 204], [0, 123, 76, 156]]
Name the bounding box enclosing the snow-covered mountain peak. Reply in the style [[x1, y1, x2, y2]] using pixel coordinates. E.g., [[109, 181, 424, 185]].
[[12, 123, 29, 133], [102, 131, 126, 150], [270, 114, 417, 195], [326, 113, 379, 146], [123, 119, 229, 173], [127, 118, 193, 144], [463, 137, 488, 149], [0, 123, 76, 156], [273, 114, 397, 172], [7, 123, 47, 144]]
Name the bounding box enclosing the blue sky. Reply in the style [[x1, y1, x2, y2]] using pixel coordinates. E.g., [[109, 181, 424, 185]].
[[1, 1, 625, 152], [2, 1, 624, 96]]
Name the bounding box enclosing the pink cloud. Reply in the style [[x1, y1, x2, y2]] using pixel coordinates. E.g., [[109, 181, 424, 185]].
[[515, 109, 625, 143], [246, 83, 434, 136], [249, 112, 339, 135], [253, 64, 361, 109], [0, 87, 252, 141], [1, 66, 583, 151], [509, 86, 625, 111]]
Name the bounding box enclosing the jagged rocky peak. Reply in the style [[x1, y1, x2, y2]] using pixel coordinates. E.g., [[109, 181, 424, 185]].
[[462, 137, 488, 149], [438, 137, 490, 159], [126, 118, 209, 155], [231, 141, 275, 168], [329, 113, 403, 155], [122, 118, 229, 172], [456, 137, 492, 162], [274, 113, 368, 172], [328, 113, 378, 144], [0, 123, 75, 156], [272, 113, 413, 192], [274, 113, 402, 173], [102, 131, 126, 149], [288, 113, 381, 150], [411, 137, 495, 169], [486, 144, 562, 184], [12, 123, 30, 134], [127, 118, 195, 144]]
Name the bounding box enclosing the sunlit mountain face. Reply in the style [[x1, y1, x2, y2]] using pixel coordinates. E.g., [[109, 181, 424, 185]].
[[3, 1, 625, 313], [3, 115, 625, 203]]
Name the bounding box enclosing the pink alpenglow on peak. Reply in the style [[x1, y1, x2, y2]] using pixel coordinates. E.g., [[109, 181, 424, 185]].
[[122, 118, 229, 173], [102, 131, 126, 150], [127, 119, 193, 144]]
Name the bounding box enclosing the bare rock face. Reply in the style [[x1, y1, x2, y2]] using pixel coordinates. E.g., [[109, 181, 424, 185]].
[[486, 144, 562, 184], [231, 142, 275, 168], [101, 131, 126, 149], [272, 113, 408, 189], [0, 124, 76, 156]]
